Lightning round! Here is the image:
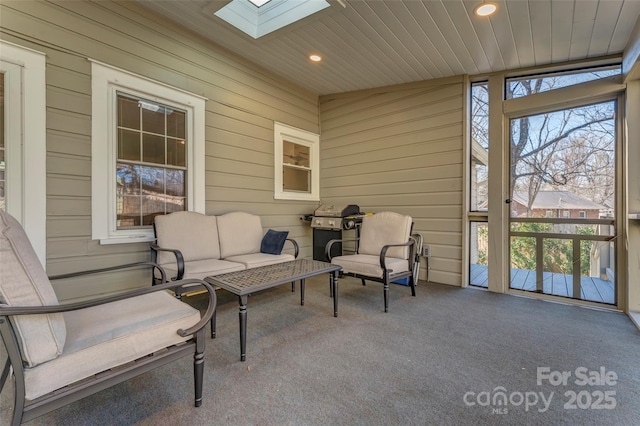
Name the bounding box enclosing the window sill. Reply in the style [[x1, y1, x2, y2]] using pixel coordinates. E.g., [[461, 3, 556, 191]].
[[274, 193, 320, 202], [99, 235, 155, 245]]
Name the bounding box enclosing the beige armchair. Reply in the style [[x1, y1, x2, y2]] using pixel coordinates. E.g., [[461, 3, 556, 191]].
[[327, 212, 417, 312], [0, 211, 216, 425]]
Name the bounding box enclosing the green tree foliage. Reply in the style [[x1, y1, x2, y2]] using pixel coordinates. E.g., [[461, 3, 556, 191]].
[[477, 221, 596, 275]]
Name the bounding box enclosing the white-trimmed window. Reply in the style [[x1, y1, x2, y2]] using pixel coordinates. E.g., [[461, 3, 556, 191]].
[[274, 122, 319, 201], [91, 60, 206, 244], [0, 41, 47, 266]]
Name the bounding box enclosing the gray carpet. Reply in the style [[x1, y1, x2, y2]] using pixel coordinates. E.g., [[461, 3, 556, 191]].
[[2, 277, 640, 425]]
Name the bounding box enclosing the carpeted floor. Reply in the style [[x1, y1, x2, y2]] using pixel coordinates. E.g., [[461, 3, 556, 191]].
[[2, 277, 639, 425]]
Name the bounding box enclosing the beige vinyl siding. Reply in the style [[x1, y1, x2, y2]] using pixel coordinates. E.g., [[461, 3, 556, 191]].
[[319, 77, 464, 286], [0, 0, 318, 301]]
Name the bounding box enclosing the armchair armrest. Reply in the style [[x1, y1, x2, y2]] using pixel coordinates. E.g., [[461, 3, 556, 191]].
[[326, 238, 360, 261], [150, 243, 185, 281], [0, 277, 217, 338], [379, 239, 416, 274], [286, 238, 300, 258]]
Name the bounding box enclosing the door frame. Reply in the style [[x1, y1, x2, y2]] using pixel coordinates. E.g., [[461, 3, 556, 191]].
[[466, 69, 627, 311], [0, 40, 47, 267]]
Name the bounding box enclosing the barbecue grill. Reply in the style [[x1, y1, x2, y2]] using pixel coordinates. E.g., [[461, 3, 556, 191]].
[[310, 204, 362, 261]]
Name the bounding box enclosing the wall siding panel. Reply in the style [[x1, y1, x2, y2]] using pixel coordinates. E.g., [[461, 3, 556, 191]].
[[47, 176, 91, 197], [47, 198, 91, 217], [1, 0, 319, 301], [319, 77, 464, 286], [47, 130, 91, 157], [47, 109, 91, 136]]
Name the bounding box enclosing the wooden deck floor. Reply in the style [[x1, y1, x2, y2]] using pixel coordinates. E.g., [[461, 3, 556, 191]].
[[469, 264, 615, 305]]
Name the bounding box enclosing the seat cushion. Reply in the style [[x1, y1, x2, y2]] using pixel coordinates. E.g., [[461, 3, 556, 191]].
[[217, 212, 263, 259], [359, 212, 412, 259], [23, 291, 200, 401], [161, 258, 246, 281], [331, 254, 409, 279], [154, 212, 221, 264], [225, 253, 295, 269], [0, 211, 66, 367]]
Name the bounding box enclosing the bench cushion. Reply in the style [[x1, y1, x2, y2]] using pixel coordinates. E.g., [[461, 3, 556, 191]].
[[23, 291, 200, 401], [155, 212, 221, 264], [331, 254, 409, 279], [0, 211, 66, 367], [217, 212, 263, 259], [225, 253, 295, 269]]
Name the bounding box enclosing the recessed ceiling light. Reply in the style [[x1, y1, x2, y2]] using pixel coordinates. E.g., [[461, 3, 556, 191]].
[[309, 54, 322, 62], [475, 2, 497, 17]]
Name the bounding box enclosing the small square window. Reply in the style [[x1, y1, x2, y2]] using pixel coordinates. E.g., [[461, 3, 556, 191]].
[[274, 122, 319, 201]]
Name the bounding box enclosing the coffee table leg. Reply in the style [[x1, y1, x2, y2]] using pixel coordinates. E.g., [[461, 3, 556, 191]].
[[300, 279, 305, 306], [211, 309, 216, 339], [329, 275, 334, 298], [332, 271, 339, 317], [238, 295, 248, 362]]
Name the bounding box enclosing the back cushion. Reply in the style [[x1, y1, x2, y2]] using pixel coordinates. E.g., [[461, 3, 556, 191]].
[[359, 212, 412, 259], [154, 212, 220, 263], [0, 211, 66, 367], [217, 212, 263, 258]]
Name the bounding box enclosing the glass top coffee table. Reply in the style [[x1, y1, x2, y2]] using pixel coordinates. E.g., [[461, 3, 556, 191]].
[[205, 259, 341, 361]]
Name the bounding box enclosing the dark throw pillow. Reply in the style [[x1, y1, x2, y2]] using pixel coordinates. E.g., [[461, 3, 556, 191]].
[[260, 229, 289, 255]]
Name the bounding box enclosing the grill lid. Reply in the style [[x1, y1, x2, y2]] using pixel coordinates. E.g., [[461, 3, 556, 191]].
[[314, 204, 360, 217]]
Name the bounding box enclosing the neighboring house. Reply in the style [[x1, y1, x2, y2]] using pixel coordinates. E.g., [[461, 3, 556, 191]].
[[511, 191, 606, 219], [600, 197, 615, 218]]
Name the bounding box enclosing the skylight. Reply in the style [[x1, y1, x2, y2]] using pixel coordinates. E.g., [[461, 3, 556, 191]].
[[248, 0, 272, 6], [215, 0, 330, 39]]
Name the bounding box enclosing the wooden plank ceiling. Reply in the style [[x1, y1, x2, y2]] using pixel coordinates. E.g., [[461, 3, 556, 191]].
[[137, 0, 640, 95]]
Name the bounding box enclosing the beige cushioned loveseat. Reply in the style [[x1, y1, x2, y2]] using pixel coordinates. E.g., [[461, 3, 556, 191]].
[[151, 211, 299, 284]]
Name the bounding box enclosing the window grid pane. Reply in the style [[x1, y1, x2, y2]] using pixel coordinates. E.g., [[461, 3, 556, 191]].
[[117, 95, 140, 130], [117, 129, 141, 161], [283, 140, 310, 168], [283, 166, 311, 193], [142, 133, 165, 164], [167, 137, 186, 167]]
